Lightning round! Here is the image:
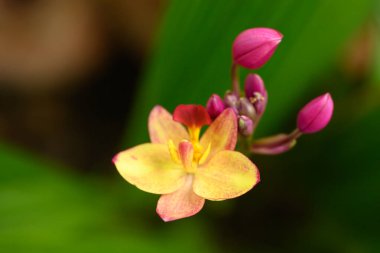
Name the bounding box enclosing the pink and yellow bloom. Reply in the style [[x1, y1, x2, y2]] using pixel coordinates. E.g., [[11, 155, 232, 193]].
[[113, 105, 260, 221]]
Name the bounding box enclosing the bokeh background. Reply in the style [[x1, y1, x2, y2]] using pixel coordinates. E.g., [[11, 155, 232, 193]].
[[1, 0, 379, 252]]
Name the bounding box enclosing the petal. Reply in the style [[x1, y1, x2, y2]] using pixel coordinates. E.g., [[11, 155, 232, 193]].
[[157, 175, 205, 222], [148, 106, 189, 145], [200, 108, 237, 162], [193, 150, 259, 200], [178, 141, 194, 172], [173, 104, 211, 128], [113, 143, 186, 194]]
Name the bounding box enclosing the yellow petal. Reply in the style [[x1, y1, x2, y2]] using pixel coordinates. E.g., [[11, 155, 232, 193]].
[[168, 140, 181, 164], [193, 150, 259, 200], [198, 142, 211, 165], [148, 106, 189, 145], [113, 143, 186, 194], [200, 108, 237, 163], [156, 175, 205, 222]]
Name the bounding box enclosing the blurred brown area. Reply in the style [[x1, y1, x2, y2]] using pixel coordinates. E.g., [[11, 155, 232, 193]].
[[335, 22, 380, 122], [0, 0, 165, 171], [340, 22, 377, 83]]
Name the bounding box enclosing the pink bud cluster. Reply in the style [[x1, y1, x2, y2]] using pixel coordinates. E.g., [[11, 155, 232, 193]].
[[206, 27, 334, 155], [207, 28, 277, 136], [207, 73, 268, 136]]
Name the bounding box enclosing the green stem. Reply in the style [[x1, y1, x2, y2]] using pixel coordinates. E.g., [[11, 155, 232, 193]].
[[237, 134, 252, 156]]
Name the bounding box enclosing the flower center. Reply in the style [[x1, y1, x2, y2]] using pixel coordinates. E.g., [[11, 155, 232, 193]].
[[168, 126, 211, 173]]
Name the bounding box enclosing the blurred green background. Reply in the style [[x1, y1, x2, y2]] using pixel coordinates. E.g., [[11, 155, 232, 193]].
[[0, 0, 379, 252]]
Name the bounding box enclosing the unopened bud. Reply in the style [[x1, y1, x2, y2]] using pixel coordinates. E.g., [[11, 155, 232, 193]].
[[245, 74, 266, 97], [232, 28, 283, 69], [239, 97, 256, 120], [224, 91, 239, 114], [238, 115, 253, 136], [206, 94, 225, 120], [297, 93, 334, 134], [244, 74, 267, 115]]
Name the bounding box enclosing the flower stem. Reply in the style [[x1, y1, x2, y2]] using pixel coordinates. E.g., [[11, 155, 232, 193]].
[[237, 134, 252, 156], [289, 128, 302, 139]]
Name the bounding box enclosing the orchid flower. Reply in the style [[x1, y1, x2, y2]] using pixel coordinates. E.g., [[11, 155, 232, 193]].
[[113, 104, 260, 222]]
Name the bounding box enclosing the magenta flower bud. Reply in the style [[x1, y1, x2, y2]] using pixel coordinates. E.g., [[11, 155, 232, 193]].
[[244, 74, 267, 115], [238, 97, 256, 120], [297, 93, 334, 134], [206, 94, 225, 119], [232, 28, 283, 69], [238, 115, 254, 136], [244, 74, 266, 98]]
